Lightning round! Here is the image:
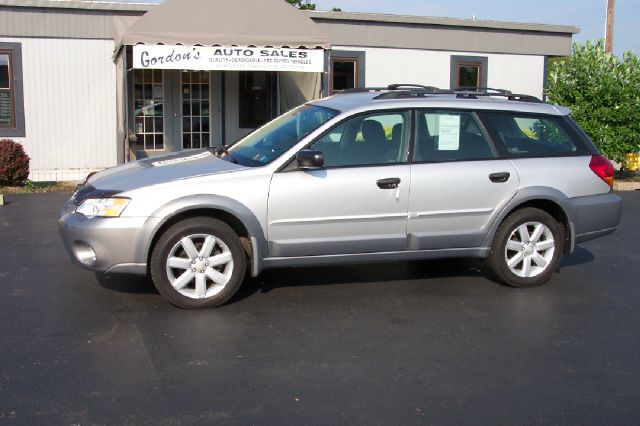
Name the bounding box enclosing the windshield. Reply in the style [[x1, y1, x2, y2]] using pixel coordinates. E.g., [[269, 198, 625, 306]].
[[226, 104, 340, 166]]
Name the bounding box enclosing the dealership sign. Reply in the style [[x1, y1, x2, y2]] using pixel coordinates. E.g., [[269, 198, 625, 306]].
[[132, 45, 324, 73]]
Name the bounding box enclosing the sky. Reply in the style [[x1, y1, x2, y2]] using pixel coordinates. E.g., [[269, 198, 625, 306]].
[[126, 0, 638, 57]]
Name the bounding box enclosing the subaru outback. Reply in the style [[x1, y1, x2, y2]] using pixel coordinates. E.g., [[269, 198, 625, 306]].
[[59, 86, 623, 308]]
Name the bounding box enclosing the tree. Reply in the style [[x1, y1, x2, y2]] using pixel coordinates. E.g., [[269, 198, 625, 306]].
[[546, 40, 640, 163], [285, 0, 316, 10], [285, 1, 342, 12]]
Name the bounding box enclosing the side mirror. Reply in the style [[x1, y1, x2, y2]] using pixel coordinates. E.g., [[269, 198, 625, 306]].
[[296, 149, 324, 170]]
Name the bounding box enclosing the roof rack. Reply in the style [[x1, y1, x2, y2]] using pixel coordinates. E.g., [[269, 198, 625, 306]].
[[505, 94, 543, 103], [374, 86, 452, 100], [339, 84, 449, 95], [387, 84, 446, 91], [335, 84, 542, 103], [454, 87, 542, 103], [455, 87, 512, 96], [339, 87, 388, 94]]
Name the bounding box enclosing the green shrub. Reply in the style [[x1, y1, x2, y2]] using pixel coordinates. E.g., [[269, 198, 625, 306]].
[[0, 139, 31, 186], [546, 40, 640, 163]]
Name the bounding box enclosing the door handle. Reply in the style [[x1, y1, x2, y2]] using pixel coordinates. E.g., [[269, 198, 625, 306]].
[[489, 172, 510, 183], [377, 177, 401, 189]]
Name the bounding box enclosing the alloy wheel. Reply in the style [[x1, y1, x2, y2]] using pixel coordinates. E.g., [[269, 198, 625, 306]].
[[504, 221, 555, 278], [165, 233, 234, 299]]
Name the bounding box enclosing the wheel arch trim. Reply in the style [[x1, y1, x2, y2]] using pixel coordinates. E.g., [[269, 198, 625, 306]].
[[481, 187, 575, 253], [141, 195, 267, 277]]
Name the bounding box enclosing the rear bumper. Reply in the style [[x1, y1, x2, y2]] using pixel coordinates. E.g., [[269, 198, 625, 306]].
[[570, 193, 622, 244]]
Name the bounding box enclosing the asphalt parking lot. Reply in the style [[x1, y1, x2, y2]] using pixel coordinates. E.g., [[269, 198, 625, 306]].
[[0, 191, 639, 425]]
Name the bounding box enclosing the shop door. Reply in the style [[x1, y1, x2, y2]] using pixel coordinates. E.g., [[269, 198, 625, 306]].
[[133, 69, 166, 154], [177, 71, 211, 150]]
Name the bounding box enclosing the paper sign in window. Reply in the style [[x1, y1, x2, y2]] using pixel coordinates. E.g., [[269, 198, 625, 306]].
[[0, 91, 12, 126], [438, 115, 460, 151]]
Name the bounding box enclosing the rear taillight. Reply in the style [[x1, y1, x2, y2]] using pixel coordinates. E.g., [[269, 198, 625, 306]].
[[589, 154, 614, 189]]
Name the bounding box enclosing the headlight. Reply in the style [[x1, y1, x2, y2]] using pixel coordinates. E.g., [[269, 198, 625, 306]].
[[75, 198, 130, 218]]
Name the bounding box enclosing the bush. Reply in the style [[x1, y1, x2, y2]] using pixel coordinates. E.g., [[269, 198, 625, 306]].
[[0, 139, 30, 185], [546, 40, 640, 163]]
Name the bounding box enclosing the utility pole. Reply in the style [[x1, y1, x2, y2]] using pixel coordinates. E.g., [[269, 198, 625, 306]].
[[605, 0, 615, 53]]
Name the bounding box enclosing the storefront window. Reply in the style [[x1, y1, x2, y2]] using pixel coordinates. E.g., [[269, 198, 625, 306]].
[[0, 43, 25, 137], [450, 55, 488, 90], [0, 53, 12, 127], [329, 51, 365, 95], [133, 69, 164, 150], [0, 54, 9, 89], [239, 72, 273, 129], [457, 63, 481, 89], [331, 59, 357, 92]]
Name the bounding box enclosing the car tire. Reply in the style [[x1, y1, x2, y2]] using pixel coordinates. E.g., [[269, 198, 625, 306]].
[[150, 217, 246, 309], [485, 207, 564, 288]]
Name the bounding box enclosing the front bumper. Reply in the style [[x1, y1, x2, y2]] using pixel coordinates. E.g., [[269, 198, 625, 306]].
[[58, 203, 159, 275]]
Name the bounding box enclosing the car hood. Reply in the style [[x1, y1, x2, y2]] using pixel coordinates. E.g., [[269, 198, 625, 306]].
[[86, 149, 245, 192]]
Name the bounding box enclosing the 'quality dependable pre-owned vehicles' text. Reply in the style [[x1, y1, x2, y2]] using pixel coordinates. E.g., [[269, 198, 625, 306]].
[[59, 86, 622, 308]]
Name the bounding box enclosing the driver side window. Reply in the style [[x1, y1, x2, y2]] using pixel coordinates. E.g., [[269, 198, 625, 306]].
[[310, 111, 410, 168]]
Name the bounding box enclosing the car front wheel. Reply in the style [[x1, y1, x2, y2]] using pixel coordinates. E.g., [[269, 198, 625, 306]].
[[486, 207, 564, 288], [150, 217, 246, 308]]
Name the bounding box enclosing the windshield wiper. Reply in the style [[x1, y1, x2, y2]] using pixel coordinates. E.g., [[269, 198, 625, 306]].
[[212, 145, 239, 164]]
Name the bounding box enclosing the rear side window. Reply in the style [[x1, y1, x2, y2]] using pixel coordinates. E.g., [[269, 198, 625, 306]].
[[414, 110, 497, 162], [480, 112, 590, 157]]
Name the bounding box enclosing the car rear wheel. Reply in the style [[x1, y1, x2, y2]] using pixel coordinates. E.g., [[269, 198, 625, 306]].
[[150, 217, 246, 308], [486, 207, 564, 288]]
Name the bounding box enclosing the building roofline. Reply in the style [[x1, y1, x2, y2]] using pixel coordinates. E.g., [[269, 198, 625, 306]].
[[0, 1, 581, 35], [305, 10, 580, 35], [0, 1, 580, 36], [0, 0, 154, 12]]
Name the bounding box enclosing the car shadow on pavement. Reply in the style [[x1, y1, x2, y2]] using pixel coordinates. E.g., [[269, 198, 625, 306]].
[[93, 258, 485, 300], [95, 272, 159, 294], [92, 247, 594, 304], [558, 245, 595, 269], [230, 258, 487, 303]]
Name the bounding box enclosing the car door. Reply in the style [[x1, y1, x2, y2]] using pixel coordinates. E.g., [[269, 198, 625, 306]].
[[267, 110, 412, 258], [408, 109, 519, 250]]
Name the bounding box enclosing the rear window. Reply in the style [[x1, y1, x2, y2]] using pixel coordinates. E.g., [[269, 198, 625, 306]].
[[479, 112, 591, 157]]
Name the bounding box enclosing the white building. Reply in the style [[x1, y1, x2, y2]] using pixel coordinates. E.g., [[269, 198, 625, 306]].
[[0, 0, 578, 181]]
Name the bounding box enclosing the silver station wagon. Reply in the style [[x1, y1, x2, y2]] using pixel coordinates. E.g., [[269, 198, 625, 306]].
[[59, 86, 623, 308]]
